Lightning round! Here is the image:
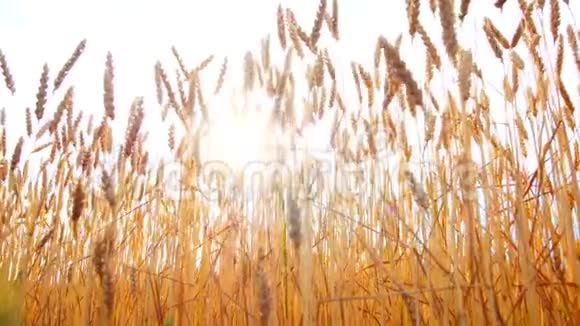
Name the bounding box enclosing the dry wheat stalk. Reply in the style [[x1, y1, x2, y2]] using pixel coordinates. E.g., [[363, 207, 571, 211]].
[[322, 49, 335, 81], [195, 73, 208, 122], [537, 0, 546, 9], [277, 4, 287, 50], [124, 97, 145, 158], [193, 55, 214, 73], [525, 33, 546, 75], [511, 64, 520, 98], [566, 25, 580, 72], [458, 49, 473, 105], [10, 136, 23, 172], [25, 108, 32, 137], [155, 61, 179, 109], [550, 0, 560, 43], [358, 64, 374, 108], [286, 9, 305, 59], [35, 64, 50, 120], [406, 0, 420, 37], [171, 46, 188, 77], [329, 0, 339, 40], [555, 36, 564, 77], [515, 111, 528, 157], [314, 53, 325, 88], [0, 130, 6, 162], [520, 0, 539, 36], [438, 0, 459, 65], [287, 189, 302, 250], [53, 39, 86, 93], [310, 0, 327, 47], [244, 51, 256, 92], [510, 51, 525, 70], [0, 50, 15, 95], [103, 52, 115, 120], [424, 110, 436, 144], [350, 62, 363, 104], [484, 17, 510, 49], [255, 248, 272, 326], [483, 20, 505, 61], [495, 0, 508, 9], [70, 180, 85, 237], [101, 169, 116, 210], [93, 227, 116, 323], [417, 22, 442, 69], [557, 78, 576, 116], [168, 123, 175, 152], [261, 36, 271, 72], [50, 86, 74, 134], [154, 63, 164, 106], [425, 48, 435, 82], [175, 69, 187, 109], [214, 57, 228, 95], [379, 36, 423, 111], [459, 0, 471, 21], [429, 0, 437, 13], [511, 19, 525, 48], [404, 170, 429, 209]]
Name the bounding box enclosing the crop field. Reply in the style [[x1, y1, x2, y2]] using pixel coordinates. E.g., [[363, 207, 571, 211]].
[[0, 0, 579, 325]]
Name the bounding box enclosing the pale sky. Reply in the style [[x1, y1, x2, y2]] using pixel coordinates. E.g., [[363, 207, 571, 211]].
[[0, 0, 579, 176]]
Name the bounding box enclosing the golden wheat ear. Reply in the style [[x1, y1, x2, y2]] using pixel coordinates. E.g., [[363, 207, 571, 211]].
[[277, 4, 287, 50], [406, 0, 420, 37], [53, 39, 87, 93], [35, 64, 50, 120], [309, 0, 327, 48], [0, 49, 16, 95], [438, 0, 459, 65], [214, 56, 228, 95], [104, 52, 115, 120]]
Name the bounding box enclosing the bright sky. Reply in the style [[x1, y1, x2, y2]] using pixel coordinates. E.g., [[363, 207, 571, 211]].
[[1, 0, 579, 181]]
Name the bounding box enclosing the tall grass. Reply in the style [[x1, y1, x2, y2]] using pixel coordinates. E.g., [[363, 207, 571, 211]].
[[1, 0, 579, 325]]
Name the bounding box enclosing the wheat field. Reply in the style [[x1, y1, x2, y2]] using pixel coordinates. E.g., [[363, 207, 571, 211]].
[[1, 0, 580, 325]]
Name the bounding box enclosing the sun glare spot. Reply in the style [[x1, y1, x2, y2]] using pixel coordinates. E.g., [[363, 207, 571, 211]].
[[200, 96, 279, 174]]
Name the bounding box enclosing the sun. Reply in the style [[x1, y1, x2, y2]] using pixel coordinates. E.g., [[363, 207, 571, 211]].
[[199, 95, 281, 175]]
